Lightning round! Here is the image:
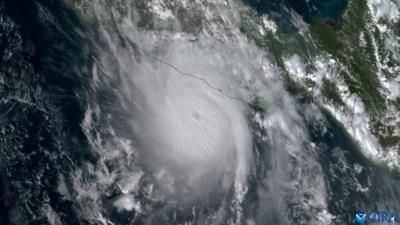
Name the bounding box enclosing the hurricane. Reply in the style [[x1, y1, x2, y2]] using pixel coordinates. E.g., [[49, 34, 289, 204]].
[[103, 38, 255, 200], [1, 0, 400, 224], [86, 1, 281, 204]]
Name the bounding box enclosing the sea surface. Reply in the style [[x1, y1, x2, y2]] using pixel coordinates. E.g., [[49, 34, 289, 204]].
[[0, 0, 399, 225]]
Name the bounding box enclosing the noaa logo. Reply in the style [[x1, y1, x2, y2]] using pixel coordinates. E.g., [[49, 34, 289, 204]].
[[355, 211, 367, 223]]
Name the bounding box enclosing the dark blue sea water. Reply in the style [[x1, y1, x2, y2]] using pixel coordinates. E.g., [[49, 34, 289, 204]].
[[1, 0, 399, 225], [0, 0, 93, 224], [288, 0, 347, 24], [244, 0, 348, 30]]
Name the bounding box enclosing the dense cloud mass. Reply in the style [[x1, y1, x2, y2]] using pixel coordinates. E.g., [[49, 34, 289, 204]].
[[1, 0, 400, 224], [91, 30, 266, 201], [117, 40, 254, 198]]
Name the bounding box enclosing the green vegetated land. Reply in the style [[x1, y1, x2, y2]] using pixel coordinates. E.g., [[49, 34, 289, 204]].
[[66, 0, 400, 153], [309, 0, 400, 149], [240, 0, 400, 152]]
